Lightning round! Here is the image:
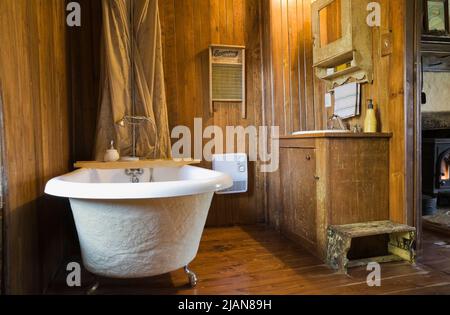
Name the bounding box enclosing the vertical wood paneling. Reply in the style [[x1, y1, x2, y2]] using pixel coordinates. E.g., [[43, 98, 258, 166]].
[[67, 0, 410, 241], [264, 0, 409, 228], [281, 0, 291, 135], [64, 0, 409, 237], [321, 0, 408, 224], [297, 0, 316, 130], [159, 0, 265, 226], [297, 0, 307, 131], [0, 2, 411, 291], [270, 0, 287, 133], [0, 0, 71, 294], [264, 0, 317, 138], [288, 0, 300, 132], [68, 0, 102, 162], [263, 0, 318, 228], [0, 2, 408, 286], [387, 0, 407, 223]]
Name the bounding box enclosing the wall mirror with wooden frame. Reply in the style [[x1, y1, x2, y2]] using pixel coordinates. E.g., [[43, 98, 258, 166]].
[[318, 0, 343, 47]]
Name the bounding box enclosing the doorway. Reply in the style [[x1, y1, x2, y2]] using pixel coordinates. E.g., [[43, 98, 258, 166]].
[[419, 0, 450, 236], [412, 0, 450, 267]]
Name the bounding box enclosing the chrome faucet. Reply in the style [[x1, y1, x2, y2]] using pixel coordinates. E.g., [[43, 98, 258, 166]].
[[116, 115, 152, 159], [124, 168, 154, 183], [328, 114, 348, 131], [125, 168, 144, 183]]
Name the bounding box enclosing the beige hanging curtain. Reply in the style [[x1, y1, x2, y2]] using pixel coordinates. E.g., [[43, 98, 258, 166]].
[[95, 0, 171, 160]]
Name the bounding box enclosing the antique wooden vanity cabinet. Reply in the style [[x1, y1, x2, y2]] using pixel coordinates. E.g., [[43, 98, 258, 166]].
[[279, 132, 392, 259]]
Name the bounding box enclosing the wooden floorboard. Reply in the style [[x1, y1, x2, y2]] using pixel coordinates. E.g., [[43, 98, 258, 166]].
[[46, 226, 450, 295]]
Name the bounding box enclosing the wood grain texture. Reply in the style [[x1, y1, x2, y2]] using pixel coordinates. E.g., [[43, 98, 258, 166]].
[[74, 159, 200, 169], [265, 0, 410, 230], [65, 0, 267, 250], [66, 0, 412, 230], [387, 0, 407, 224], [263, 0, 319, 136], [322, 0, 408, 225], [0, 0, 72, 294], [280, 132, 393, 139], [280, 148, 317, 254], [46, 226, 450, 295], [262, 0, 320, 230], [327, 139, 390, 225], [31, 0, 265, 229], [280, 136, 391, 259], [68, 0, 102, 162], [0, 0, 413, 295], [318, 0, 342, 47], [159, 0, 265, 226]]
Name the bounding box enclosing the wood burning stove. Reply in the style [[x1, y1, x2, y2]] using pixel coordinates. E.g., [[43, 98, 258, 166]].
[[439, 150, 450, 190], [423, 138, 450, 195]]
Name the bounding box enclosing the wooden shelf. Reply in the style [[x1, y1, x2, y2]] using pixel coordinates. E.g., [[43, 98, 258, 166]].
[[74, 159, 201, 170], [280, 132, 393, 140], [313, 49, 354, 69], [319, 65, 360, 81]]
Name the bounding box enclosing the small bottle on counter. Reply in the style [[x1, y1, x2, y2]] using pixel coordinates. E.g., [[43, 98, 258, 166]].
[[104, 140, 120, 162], [364, 99, 377, 133]]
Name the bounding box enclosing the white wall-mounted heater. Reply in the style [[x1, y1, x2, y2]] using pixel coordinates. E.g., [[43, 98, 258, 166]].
[[212, 153, 248, 194]]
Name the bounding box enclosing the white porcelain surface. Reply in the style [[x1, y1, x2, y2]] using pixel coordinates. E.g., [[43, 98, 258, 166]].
[[69, 193, 214, 278], [45, 166, 232, 278], [45, 165, 232, 199]]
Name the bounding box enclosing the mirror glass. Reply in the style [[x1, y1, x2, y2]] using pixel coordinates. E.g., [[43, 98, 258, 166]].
[[319, 0, 342, 47]]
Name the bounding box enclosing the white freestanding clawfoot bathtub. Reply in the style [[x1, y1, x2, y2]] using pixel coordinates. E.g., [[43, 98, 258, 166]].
[[45, 165, 232, 286]]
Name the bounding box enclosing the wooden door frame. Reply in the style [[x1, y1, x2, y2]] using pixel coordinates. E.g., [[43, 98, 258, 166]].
[[405, 0, 423, 248], [0, 86, 5, 294]]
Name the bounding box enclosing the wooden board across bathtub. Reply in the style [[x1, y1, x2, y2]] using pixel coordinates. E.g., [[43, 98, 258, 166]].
[[74, 159, 201, 169]]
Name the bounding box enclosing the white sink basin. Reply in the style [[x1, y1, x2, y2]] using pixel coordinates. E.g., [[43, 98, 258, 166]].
[[292, 130, 350, 136]]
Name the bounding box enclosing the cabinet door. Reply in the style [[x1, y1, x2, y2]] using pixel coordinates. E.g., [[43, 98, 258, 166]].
[[280, 148, 317, 248]]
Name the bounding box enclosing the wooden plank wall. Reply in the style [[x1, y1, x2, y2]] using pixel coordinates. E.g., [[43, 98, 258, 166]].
[[0, 0, 409, 294], [69, 0, 318, 228], [386, 0, 407, 224], [160, 0, 409, 227], [0, 0, 72, 294], [262, 0, 325, 136], [67, 0, 409, 229], [262, 0, 326, 228], [159, 0, 266, 226], [66, 0, 270, 227], [263, 0, 408, 228], [68, 0, 102, 163], [323, 0, 407, 224]]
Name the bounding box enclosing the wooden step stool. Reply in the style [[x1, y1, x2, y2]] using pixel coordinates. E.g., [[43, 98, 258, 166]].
[[326, 221, 416, 273]]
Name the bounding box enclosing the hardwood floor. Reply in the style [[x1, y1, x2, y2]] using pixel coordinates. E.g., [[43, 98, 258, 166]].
[[46, 226, 450, 295], [423, 209, 450, 236]]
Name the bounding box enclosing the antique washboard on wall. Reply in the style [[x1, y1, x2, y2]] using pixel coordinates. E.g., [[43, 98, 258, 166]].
[[209, 45, 246, 118]]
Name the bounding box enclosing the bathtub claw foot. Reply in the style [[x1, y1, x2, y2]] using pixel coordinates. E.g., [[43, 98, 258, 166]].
[[86, 281, 100, 295], [184, 265, 198, 288]]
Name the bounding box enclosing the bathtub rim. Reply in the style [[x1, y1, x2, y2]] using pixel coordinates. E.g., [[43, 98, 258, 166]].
[[45, 165, 232, 200]]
